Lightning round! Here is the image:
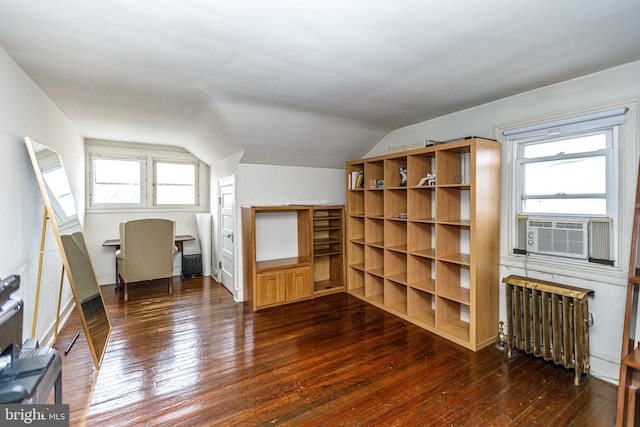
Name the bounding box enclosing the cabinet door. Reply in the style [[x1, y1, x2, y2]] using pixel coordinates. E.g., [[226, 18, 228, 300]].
[[285, 267, 313, 302], [256, 272, 285, 307]]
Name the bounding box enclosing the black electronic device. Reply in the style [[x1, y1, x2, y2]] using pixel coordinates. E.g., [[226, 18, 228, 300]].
[[0, 275, 19, 306]]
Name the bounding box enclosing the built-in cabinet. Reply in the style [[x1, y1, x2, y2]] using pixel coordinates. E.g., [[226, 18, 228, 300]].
[[242, 205, 345, 311], [346, 138, 500, 351]]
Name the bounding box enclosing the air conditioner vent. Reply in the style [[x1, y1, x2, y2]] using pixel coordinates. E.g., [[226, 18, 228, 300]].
[[526, 220, 588, 259], [516, 217, 614, 265]]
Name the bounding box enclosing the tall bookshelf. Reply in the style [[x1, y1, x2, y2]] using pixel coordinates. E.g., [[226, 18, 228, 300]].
[[346, 138, 500, 351]]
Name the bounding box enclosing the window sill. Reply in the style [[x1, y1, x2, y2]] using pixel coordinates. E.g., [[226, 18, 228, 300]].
[[500, 252, 627, 287], [87, 206, 209, 215]]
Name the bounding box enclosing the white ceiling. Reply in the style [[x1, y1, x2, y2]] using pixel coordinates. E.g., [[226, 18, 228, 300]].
[[1, 0, 639, 168]]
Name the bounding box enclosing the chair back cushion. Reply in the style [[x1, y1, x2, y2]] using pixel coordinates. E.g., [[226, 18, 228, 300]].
[[118, 218, 176, 283]]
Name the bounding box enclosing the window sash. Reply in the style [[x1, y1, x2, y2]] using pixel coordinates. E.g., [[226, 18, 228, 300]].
[[515, 132, 613, 217], [153, 160, 198, 206], [90, 157, 146, 207]]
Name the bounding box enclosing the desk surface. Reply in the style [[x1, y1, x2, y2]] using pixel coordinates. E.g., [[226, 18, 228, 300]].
[[103, 234, 195, 247]]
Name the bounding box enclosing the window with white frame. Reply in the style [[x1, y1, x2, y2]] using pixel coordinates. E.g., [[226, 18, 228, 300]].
[[153, 160, 198, 206], [90, 157, 146, 207], [87, 142, 208, 210], [503, 107, 628, 264], [516, 130, 612, 216]]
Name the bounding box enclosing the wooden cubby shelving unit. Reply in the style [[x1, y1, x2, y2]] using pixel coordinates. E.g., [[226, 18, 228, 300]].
[[312, 206, 346, 295], [242, 205, 345, 311], [346, 137, 500, 351]]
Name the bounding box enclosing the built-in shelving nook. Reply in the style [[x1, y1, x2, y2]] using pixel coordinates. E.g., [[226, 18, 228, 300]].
[[242, 205, 345, 311], [346, 138, 500, 351]]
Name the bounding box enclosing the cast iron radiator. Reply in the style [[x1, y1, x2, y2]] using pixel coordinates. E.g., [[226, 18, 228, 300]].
[[502, 274, 594, 385]]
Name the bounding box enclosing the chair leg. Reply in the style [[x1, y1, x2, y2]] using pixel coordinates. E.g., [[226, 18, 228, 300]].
[[118, 274, 128, 302], [168, 276, 173, 295]]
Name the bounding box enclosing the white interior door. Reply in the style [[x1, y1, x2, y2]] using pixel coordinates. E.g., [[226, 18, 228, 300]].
[[218, 176, 236, 296]]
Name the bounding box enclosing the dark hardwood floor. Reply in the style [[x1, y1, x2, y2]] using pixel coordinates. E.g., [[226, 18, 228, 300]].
[[48, 276, 617, 426]]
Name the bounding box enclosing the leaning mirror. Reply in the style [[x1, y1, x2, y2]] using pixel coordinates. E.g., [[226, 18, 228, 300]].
[[25, 137, 111, 368]]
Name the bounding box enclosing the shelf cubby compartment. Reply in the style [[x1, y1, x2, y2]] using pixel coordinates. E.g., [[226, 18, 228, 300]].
[[436, 224, 470, 264], [348, 241, 365, 270], [437, 296, 470, 343], [364, 245, 384, 278], [384, 249, 407, 285], [384, 219, 407, 253], [348, 216, 364, 243], [385, 279, 407, 315], [436, 260, 470, 305], [436, 145, 471, 186], [408, 151, 436, 188], [408, 287, 435, 328], [347, 162, 365, 190], [436, 187, 470, 225], [384, 188, 408, 220], [364, 160, 384, 189], [314, 253, 344, 292], [408, 187, 435, 222], [384, 156, 408, 188], [408, 221, 435, 257], [347, 190, 364, 216], [364, 218, 384, 248], [364, 189, 384, 218], [365, 272, 384, 304], [348, 267, 365, 296], [408, 255, 435, 293]]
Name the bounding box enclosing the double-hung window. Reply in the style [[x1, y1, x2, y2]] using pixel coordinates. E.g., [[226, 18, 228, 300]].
[[503, 106, 628, 265], [516, 131, 612, 216]]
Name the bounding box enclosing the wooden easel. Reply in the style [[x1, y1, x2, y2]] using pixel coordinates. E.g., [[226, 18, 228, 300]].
[[617, 164, 640, 425], [32, 208, 65, 345]]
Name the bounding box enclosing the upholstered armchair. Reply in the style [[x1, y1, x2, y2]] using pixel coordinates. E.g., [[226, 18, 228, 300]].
[[116, 218, 178, 301]]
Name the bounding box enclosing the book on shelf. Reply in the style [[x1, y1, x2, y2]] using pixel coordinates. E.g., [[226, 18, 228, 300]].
[[349, 171, 364, 189]]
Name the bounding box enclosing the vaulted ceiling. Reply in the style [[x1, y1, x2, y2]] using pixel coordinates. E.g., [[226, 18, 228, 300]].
[[1, 1, 639, 168]]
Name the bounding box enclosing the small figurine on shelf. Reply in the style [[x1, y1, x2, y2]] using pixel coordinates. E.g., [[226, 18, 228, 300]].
[[400, 167, 408, 186], [417, 173, 436, 186]]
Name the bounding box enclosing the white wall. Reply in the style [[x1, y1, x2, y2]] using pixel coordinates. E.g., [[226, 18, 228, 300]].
[[365, 60, 640, 383], [229, 163, 346, 301], [85, 211, 204, 286], [0, 47, 84, 346]]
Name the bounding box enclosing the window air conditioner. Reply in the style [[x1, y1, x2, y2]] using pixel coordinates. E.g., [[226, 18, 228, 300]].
[[525, 220, 589, 259]]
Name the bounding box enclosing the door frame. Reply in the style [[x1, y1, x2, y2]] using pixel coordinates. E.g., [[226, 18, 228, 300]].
[[217, 175, 240, 301]]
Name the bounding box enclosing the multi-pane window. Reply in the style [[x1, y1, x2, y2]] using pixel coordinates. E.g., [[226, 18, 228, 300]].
[[516, 131, 611, 217], [89, 152, 204, 209]]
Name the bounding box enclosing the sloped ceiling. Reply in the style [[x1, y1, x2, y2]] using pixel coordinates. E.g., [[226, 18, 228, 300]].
[[1, 0, 639, 168]]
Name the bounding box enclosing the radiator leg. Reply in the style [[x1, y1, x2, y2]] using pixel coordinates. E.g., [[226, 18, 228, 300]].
[[506, 284, 513, 358]]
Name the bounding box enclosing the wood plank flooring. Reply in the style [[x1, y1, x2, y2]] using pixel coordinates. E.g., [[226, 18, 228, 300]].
[[49, 276, 617, 426]]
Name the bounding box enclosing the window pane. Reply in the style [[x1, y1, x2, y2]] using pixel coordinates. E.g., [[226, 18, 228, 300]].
[[93, 158, 141, 204], [523, 198, 606, 215], [522, 134, 606, 158], [523, 156, 606, 196], [156, 162, 196, 205]]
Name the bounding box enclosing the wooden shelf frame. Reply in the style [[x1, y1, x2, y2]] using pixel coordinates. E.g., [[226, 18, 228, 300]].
[[345, 138, 500, 351], [243, 205, 346, 311]]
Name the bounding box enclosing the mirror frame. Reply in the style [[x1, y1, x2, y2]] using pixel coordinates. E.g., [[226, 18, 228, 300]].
[[25, 137, 111, 368]]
